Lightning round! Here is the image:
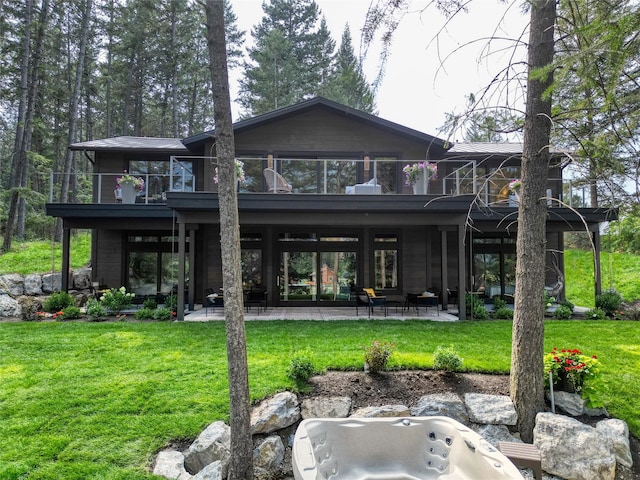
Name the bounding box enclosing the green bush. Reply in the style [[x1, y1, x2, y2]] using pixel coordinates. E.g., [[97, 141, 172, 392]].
[[492, 297, 507, 310], [363, 340, 395, 373], [164, 293, 178, 312], [433, 345, 463, 372], [595, 290, 623, 317], [59, 305, 82, 320], [43, 292, 75, 313], [559, 299, 575, 312], [471, 304, 489, 320], [153, 307, 173, 321], [492, 307, 513, 319], [286, 348, 316, 386], [99, 287, 134, 314], [85, 299, 107, 321], [552, 305, 573, 320], [584, 307, 607, 320], [465, 293, 484, 312], [143, 297, 157, 310], [134, 307, 156, 320]]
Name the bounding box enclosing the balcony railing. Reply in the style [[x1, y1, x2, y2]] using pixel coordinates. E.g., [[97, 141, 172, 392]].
[[48, 156, 595, 207]]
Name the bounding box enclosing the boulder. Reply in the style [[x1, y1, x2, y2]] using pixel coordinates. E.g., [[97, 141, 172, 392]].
[[350, 404, 410, 418], [41, 273, 62, 294], [596, 418, 633, 468], [410, 392, 468, 424], [191, 461, 224, 480], [473, 424, 521, 448], [464, 393, 517, 425], [301, 396, 351, 419], [24, 274, 43, 296], [17, 295, 44, 320], [183, 421, 230, 475], [72, 268, 92, 290], [0, 294, 22, 318], [153, 450, 192, 480], [251, 392, 300, 435], [253, 435, 285, 472], [534, 412, 616, 480], [0, 274, 24, 296], [551, 390, 586, 416]]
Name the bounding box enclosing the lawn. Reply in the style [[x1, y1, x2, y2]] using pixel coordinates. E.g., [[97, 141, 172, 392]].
[[1, 319, 638, 479]]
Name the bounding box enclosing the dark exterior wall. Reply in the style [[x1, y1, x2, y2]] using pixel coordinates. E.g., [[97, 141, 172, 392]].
[[93, 229, 123, 287]]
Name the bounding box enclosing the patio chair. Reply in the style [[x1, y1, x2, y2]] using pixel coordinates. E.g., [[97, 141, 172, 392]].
[[363, 288, 387, 317], [205, 288, 224, 316], [263, 168, 292, 193], [245, 289, 268, 313], [405, 292, 439, 316]]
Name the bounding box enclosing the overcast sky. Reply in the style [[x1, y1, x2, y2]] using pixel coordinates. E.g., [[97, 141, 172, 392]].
[[229, 0, 530, 140]]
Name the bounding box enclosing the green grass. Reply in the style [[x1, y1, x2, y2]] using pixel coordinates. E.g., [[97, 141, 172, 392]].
[[0, 232, 91, 275], [565, 249, 640, 307], [1, 320, 638, 479]]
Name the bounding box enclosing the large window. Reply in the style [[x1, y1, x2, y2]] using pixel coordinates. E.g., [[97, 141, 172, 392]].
[[127, 234, 189, 296], [374, 233, 399, 290], [129, 159, 194, 200]]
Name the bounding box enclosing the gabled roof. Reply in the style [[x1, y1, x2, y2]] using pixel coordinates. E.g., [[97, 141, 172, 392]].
[[69, 136, 188, 152], [182, 96, 451, 155], [447, 142, 570, 156]]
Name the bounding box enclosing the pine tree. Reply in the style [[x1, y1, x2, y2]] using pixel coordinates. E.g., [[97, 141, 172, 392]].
[[239, 0, 335, 115], [323, 24, 376, 113]]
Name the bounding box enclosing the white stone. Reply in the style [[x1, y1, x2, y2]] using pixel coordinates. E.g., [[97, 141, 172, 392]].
[[551, 390, 586, 416], [473, 424, 521, 448], [350, 404, 410, 418], [41, 273, 62, 294], [183, 421, 230, 475], [534, 412, 616, 480], [301, 396, 351, 419], [410, 392, 468, 424], [0, 294, 22, 317], [597, 418, 633, 468], [24, 274, 43, 296], [191, 461, 224, 480], [251, 391, 300, 434], [464, 393, 517, 425], [0, 274, 24, 296], [152, 450, 192, 480]]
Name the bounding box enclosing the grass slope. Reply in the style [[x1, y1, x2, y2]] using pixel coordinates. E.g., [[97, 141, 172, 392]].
[[0, 320, 639, 479]]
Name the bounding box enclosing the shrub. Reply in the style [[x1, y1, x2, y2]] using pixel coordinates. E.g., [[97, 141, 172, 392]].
[[552, 305, 573, 320], [85, 299, 107, 321], [59, 305, 82, 320], [595, 290, 623, 317], [492, 307, 513, 319], [153, 307, 173, 321], [433, 345, 463, 372], [559, 299, 575, 312], [471, 304, 489, 320], [286, 348, 316, 386], [584, 307, 606, 320], [363, 340, 395, 373], [143, 297, 157, 310], [99, 286, 134, 314], [164, 293, 178, 312], [544, 347, 601, 395], [134, 307, 156, 320], [492, 297, 507, 310], [465, 293, 484, 313], [43, 291, 75, 313]]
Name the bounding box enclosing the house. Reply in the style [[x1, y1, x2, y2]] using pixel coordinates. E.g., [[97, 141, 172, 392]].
[[46, 97, 616, 320]]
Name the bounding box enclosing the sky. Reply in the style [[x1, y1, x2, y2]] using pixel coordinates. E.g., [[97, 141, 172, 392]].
[[229, 0, 530, 140]]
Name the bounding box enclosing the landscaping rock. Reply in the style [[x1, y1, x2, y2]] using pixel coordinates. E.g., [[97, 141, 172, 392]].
[[191, 461, 224, 480], [0, 274, 24, 296], [251, 392, 300, 435], [551, 390, 587, 416], [253, 435, 285, 473], [464, 393, 517, 425], [0, 294, 22, 318], [301, 396, 351, 419], [534, 412, 616, 480], [153, 450, 191, 480], [24, 274, 43, 296], [597, 418, 633, 468], [41, 273, 62, 294], [183, 421, 230, 476], [72, 268, 92, 290], [350, 404, 410, 418], [16, 295, 44, 320], [410, 392, 468, 424], [473, 424, 521, 447]]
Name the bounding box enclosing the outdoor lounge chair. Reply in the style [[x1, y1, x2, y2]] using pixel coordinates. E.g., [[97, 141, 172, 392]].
[[245, 289, 268, 312], [263, 168, 292, 193], [353, 287, 387, 317]]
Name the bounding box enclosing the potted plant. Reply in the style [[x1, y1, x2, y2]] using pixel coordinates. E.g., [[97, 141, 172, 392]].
[[507, 178, 521, 205], [116, 171, 145, 204], [544, 347, 601, 394], [403, 161, 437, 194], [214, 159, 246, 187]]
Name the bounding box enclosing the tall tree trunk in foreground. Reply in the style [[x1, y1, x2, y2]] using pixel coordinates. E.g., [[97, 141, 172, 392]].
[[204, 1, 253, 478], [510, 0, 557, 443]]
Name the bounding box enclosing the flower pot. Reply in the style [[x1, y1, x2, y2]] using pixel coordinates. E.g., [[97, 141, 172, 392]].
[[120, 182, 137, 204], [508, 193, 519, 206], [557, 372, 576, 393], [412, 171, 429, 194]]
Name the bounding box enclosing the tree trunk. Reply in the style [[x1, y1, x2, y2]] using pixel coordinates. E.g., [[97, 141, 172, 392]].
[[2, 0, 33, 253], [510, 0, 557, 443], [204, 1, 253, 479], [56, 0, 93, 242]]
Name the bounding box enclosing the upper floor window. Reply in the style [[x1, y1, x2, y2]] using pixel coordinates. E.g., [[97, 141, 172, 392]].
[[129, 159, 194, 198]]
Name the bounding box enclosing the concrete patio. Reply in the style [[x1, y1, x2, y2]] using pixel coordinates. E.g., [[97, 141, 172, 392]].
[[184, 305, 460, 322]]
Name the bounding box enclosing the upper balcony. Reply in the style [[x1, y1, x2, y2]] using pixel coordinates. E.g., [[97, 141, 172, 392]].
[[48, 156, 593, 208]]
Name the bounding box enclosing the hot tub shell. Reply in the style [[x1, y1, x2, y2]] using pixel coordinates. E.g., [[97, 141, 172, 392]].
[[293, 416, 525, 480]]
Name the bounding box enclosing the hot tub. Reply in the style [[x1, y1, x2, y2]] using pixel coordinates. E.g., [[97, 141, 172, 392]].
[[292, 416, 524, 480]]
